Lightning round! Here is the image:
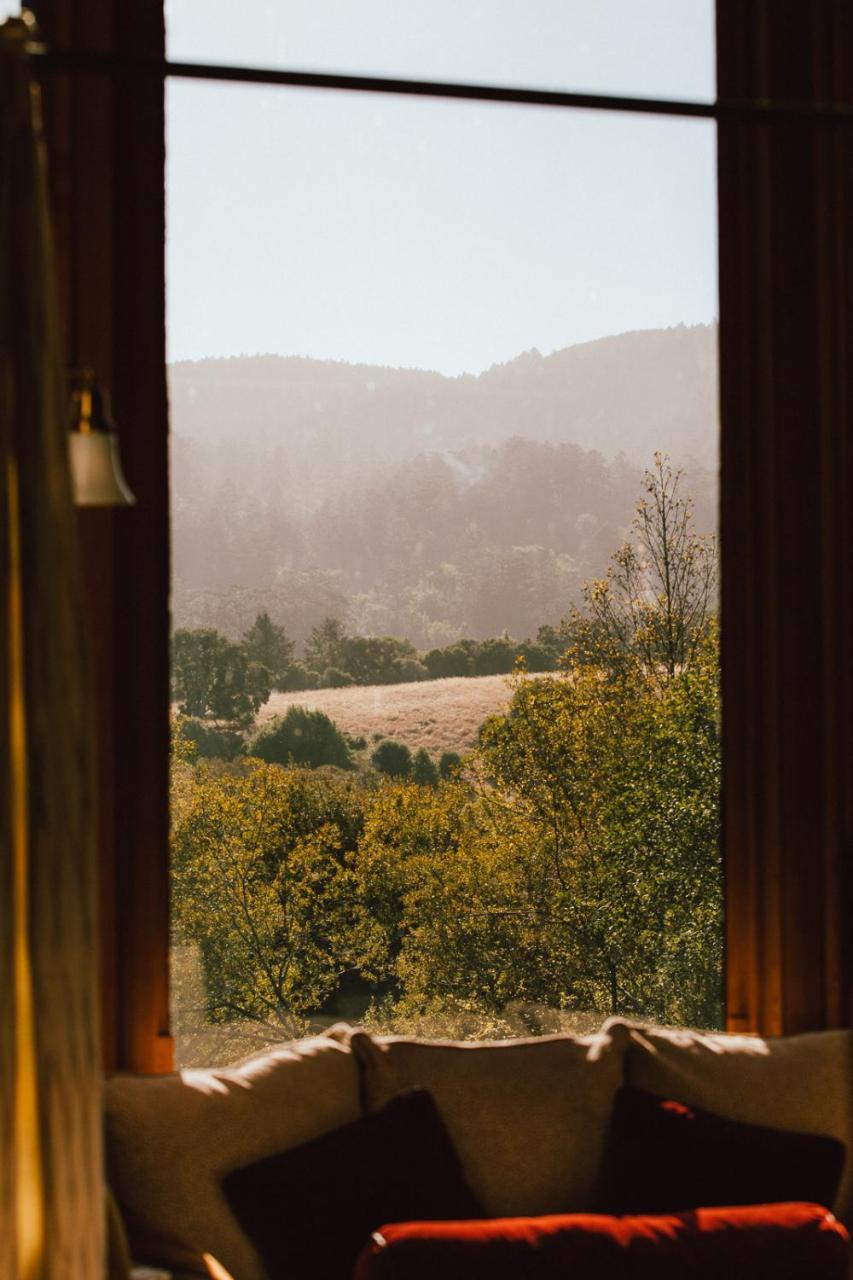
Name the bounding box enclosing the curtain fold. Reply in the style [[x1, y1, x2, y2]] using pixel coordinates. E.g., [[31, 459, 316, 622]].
[[1, 16, 102, 1279]]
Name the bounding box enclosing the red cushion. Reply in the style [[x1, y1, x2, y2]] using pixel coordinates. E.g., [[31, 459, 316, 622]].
[[354, 1204, 850, 1280]]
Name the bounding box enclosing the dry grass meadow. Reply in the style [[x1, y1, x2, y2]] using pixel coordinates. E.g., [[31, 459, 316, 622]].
[[259, 673, 528, 756]]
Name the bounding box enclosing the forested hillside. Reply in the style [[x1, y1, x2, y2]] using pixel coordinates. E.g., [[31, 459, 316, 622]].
[[171, 324, 717, 648]]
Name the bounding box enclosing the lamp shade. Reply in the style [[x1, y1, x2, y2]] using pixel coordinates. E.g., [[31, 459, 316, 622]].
[[68, 430, 136, 506], [67, 372, 136, 507]]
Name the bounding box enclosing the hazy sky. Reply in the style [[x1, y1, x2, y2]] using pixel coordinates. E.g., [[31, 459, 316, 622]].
[[166, 1, 717, 375]]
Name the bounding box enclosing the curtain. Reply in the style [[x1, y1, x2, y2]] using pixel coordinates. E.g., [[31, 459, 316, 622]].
[[1, 16, 102, 1279], [718, 0, 853, 1034]]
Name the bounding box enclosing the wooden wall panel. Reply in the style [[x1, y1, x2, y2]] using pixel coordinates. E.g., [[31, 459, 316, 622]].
[[38, 0, 171, 1072]]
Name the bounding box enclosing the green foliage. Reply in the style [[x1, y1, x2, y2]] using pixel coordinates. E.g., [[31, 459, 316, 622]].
[[423, 640, 478, 678], [411, 747, 439, 787], [242, 612, 295, 689], [424, 634, 555, 679], [469, 635, 521, 676], [338, 635, 427, 685], [171, 761, 379, 1029], [171, 628, 271, 727], [563, 454, 717, 682], [370, 739, 412, 779], [323, 666, 355, 688], [278, 662, 320, 692], [180, 717, 245, 760], [467, 637, 722, 1027], [304, 617, 348, 673], [438, 751, 463, 779], [247, 706, 354, 771]]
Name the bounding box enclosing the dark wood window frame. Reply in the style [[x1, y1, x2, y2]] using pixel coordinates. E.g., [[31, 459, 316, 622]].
[[38, 0, 853, 1071]]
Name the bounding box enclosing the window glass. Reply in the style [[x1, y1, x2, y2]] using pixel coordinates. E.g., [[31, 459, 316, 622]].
[[168, 21, 720, 1068], [166, 0, 715, 103]]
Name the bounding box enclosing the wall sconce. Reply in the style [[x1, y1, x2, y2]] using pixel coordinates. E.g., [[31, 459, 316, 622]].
[[68, 370, 136, 507]]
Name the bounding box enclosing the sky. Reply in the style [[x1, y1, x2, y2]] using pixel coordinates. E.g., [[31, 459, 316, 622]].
[[166, 0, 717, 376]]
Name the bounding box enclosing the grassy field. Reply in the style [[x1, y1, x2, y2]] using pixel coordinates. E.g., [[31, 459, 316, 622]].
[[259, 673, 528, 757]]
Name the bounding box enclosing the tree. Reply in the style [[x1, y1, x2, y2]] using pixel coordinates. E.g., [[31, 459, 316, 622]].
[[423, 640, 478, 679], [242, 612, 295, 689], [247, 706, 353, 770], [172, 760, 378, 1030], [564, 454, 716, 682], [411, 747, 439, 787], [323, 666, 355, 688], [470, 636, 722, 1027], [470, 634, 519, 676], [171, 628, 271, 727], [304, 617, 348, 673], [356, 460, 722, 1029], [438, 751, 462, 779], [370, 740, 412, 779], [339, 635, 427, 685]]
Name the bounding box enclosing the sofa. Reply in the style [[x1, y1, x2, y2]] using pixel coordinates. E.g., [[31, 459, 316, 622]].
[[104, 1018, 853, 1280]]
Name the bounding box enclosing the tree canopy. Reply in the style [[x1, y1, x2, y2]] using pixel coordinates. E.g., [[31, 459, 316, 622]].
[[171, 628, 271, 727], [247, 706, 354, 771]]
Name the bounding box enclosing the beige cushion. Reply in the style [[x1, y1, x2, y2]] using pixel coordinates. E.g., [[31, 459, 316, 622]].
[[105, 1037, 361, 1280], [608, 1018, 853, 1229], [341, 1026, 626, 1217]]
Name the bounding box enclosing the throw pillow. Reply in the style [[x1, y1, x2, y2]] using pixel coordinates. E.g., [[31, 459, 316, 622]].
[[354, 1205, 850, 1280], [338, 1024, 626, 1217], [601, 1085, 846, 1215], [222, 1087, 483, 1280], [607, 1018, 853, 1229], [104, 1036, 361, 1280]]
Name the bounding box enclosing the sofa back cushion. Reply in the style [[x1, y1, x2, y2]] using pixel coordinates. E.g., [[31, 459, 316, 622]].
[[105, 1036, 361, 1280], [609, 1019, 853, 1229], [355, 1204, 850, 1280], [343, 1026, 626, 1217]]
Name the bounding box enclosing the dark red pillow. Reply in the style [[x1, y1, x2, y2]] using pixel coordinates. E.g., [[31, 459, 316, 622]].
[[600, 1086, 847, 1216], [221, 1087, 482, 1280], [355, 1205, 850, 1280]]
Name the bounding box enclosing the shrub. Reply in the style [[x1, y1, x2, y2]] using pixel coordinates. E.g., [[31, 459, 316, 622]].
[[345, 733, 368, 751], [181, 718, 245, 760], [390, 658, 430, 683], [279, 663, 320, 691], [323, 666, 355, 688], [412, 747, 439, 787], [438, 751, 463, 779], [247, 707, 353, 770], [470, 636, 519, 676], [370, 739, 412, 778]]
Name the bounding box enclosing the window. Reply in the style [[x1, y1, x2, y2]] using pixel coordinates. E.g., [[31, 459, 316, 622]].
[[165, 2, 723, 1066]]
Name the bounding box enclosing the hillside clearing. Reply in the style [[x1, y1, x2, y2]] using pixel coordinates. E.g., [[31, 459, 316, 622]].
[[259, 673, 535, 757]]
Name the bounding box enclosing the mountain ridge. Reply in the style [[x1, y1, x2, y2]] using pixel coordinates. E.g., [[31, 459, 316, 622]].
[[169, 321, 718, 471]]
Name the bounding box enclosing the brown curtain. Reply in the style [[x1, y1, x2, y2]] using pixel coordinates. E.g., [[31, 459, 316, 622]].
[[718, 0, 853, 1034], [0, 17, 102, 1279]]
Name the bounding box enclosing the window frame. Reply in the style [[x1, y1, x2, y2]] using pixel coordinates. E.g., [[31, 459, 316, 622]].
[[39, 0, 853, 1070]]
